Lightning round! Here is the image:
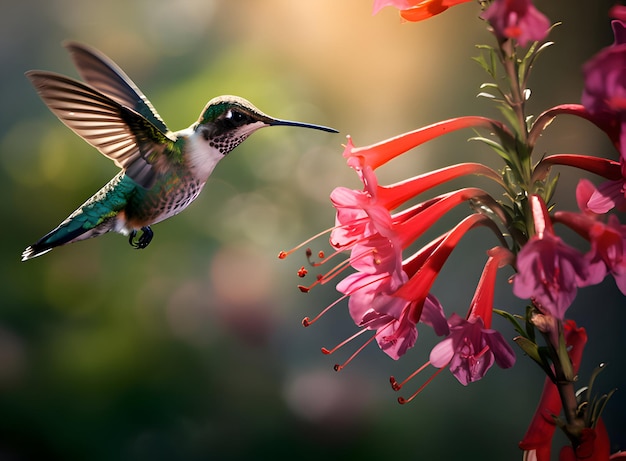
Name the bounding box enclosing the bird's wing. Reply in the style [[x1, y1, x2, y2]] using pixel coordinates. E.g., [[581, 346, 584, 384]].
[[26, 71, 178, 189], [63, 41, 169, 135]]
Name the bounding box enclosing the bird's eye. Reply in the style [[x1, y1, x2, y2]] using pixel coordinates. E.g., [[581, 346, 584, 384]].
[[225, 109, 245, 123]]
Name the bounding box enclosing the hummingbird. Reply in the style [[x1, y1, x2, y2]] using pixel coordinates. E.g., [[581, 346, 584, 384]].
[[21, 41, 337, 261]]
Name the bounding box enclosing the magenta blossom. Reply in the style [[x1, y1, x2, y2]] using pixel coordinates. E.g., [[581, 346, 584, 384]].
[[429, 313, 515, 386], [582, 18, 626, 117], [429, 246, 515, 385], [580, 18, 626, 213], [587, 215, 626, 294], [480, 0, 550, 47], [554, 209, 626, 295], [512, 196, 589, 319]]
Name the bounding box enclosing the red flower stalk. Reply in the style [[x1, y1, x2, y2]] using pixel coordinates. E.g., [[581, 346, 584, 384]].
[[559, 418, 611, 461], [519, 321, 587, 461]]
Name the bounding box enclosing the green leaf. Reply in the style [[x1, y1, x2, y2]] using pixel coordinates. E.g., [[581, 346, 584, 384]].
[[497, 104, 522, 137], [473, 44, 499, 79], [541, 171, 560, 203], [469, 136, 514, 167], [520, 41, 555, 87], [513, 336, 554, 378], [494, 308, 527, 337]]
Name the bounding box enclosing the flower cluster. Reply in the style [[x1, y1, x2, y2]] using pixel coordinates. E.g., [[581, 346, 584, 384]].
[[281, 0, 626, 458]]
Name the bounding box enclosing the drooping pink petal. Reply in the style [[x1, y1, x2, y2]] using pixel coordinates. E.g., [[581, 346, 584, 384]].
[[576, 178, 599, 214], [588, 215, 626, 293], [587, 179, 626, 213]]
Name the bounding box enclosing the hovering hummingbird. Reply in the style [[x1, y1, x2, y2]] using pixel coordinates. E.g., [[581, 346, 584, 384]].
[[21, 41, 337, 261]]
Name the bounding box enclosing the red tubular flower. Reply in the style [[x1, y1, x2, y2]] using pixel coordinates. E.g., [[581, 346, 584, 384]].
[[343, 116, 508, 171], [371, 0, 473, 22], [519, 321, 588, 461], [480, 0, 550, 47], [394, 212, 502, 323], [512, 196, 589, 319], [533, 154, 622, 183], [532, 153, 625, 214], [329, 162, 503, 251], [530, 104, 621, 150]]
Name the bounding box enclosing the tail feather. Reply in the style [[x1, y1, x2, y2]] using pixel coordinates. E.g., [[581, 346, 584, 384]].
[[21, 220, 112, 261], [21, 172, 134, 261]]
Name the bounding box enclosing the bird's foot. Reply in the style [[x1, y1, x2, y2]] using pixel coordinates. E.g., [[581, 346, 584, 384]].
[[128, 226, 154, 249]]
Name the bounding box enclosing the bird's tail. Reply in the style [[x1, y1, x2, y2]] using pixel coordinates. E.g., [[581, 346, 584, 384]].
[[21, 214, 116, 261], [22, 173, 133, 261]]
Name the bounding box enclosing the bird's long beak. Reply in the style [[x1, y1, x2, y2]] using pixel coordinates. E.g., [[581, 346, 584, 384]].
[[269, 118, 338, 133]]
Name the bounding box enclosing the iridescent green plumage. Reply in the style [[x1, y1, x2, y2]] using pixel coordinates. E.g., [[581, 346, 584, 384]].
[[21, 41, 337, 261]]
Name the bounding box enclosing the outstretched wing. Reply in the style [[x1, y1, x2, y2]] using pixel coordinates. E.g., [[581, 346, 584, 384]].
[[26, 71, 178, 189], [63, 41, 169, 134]]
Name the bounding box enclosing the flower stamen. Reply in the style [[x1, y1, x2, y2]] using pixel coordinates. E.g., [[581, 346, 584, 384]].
[[333, 333, 379, 372], [278, 226, 336, 259], [389, 360, 432, 391], [302, 293, 349, 327], [321, 327, 370, 356], [397, 366, 446, 404]]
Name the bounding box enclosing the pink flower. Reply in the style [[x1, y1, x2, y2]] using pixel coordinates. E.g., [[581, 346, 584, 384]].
[[582, 18, 626, 117], [579, 16, 626, 214], [554, 209, 626, 295], [587, 178, 626, 213], [512, 196, 589, 319], [531, 150, 624, 214], [587, 215, 626, 293], [429, 313, 515, 385], [480, 0, 550, 47], [366, 295, 447, 360], [329, 166, 392, 250], [429, 247, 515, 385]]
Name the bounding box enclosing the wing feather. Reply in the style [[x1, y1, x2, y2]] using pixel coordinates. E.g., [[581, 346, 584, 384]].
[[26, 70, 175, 189], [63, 40, 169, 134]]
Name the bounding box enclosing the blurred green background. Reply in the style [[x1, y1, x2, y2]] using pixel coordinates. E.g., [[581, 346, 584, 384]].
[[0, 1, 624, 460]]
